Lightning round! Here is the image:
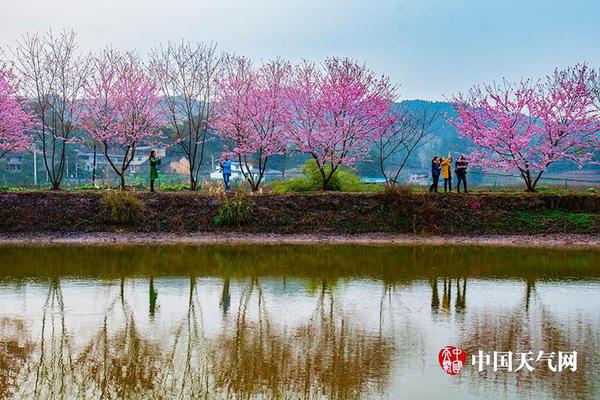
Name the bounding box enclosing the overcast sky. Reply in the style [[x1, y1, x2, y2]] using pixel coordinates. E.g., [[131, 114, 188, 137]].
[[1, 0, 599, 100]]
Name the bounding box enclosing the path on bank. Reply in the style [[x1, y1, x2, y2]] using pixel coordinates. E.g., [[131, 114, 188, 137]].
[[1, 232, 600, 248]]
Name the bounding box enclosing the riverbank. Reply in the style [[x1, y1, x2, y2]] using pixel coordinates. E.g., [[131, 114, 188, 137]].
[[1, 232, 600, 248], [1, 191, 600, 235]]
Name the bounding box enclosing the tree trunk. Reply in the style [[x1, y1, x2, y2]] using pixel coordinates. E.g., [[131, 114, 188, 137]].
[[92, 144, 97, 188], [119, 174, 126, 191], [189, 169, 197, 191]]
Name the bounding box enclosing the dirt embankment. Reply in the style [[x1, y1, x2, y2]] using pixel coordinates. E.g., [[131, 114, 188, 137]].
[[1, 190, 599, 235]]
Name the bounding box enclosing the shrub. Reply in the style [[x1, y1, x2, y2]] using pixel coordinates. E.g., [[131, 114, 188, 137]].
[[272, 160, 366, 192], [585, 187, 599, 194], [100, 191, 144, 225], [213, 194, 254, 227]]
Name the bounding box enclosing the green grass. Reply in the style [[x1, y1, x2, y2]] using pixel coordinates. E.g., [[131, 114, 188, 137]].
[[100, 191, 144, 225], [160, 183, 191, 191], [213, 194, 254, 227], [492, 209, 596, 232]]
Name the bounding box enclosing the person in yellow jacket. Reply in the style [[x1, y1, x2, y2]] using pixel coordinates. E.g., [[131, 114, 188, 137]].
[[441, 155, 453, 193]]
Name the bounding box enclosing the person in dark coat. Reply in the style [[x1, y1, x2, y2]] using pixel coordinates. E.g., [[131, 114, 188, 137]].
[[429, 156, 441, 193], [455, 156, 469, 193], [149, 150, 161, 192]]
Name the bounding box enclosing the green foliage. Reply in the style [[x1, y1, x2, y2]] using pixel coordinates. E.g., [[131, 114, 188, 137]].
[[0, 186, 27, 191], [585, 187, 599, 194], [213, 194, 254, 227], [70, 184, 114, 191], [566, 213, 594, 229], [272, 160, 366, 192], [100, 191, 144, 225], [493, 209, 596, 232]]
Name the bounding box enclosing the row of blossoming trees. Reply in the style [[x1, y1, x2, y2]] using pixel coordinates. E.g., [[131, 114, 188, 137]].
[[1, 30, 600, 191]]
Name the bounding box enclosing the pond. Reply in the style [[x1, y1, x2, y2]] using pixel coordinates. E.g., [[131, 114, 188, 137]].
[[0, 244, 599, 399]]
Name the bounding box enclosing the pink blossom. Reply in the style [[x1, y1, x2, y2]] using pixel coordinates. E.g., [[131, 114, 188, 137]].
[[451, 65, 600, 191], [0, 68, 35, 160], [213, 57, 291, 191], [287, 58, 395, 189], [78, 50, 163, 189]]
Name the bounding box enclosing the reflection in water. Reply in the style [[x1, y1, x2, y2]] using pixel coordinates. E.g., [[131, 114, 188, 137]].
[[211, 280, 393, 399], [73, 293, 163, 398], [0, 244, 599, 399], [461, 277, 600, 400], [0, 317, 34, 399]]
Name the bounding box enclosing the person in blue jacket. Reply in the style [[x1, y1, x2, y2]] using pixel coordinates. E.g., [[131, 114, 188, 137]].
[[220, 156, 232, 191]]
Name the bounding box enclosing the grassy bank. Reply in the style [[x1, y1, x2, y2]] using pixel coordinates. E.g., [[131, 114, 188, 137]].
[[1, 190, 599, 234]]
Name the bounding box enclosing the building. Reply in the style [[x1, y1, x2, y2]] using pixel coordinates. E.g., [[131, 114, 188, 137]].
[[5, 155, 23, 172], [77, 146, 166, 174], [208, 159, 282, 181]]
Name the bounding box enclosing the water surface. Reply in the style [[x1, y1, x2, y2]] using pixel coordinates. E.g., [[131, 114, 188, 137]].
[[1, 245, 599, 399]]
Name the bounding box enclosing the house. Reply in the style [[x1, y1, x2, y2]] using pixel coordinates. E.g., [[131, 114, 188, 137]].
[[77, 146, 166, 174], [5, 155, 23, 172], [208, 160, 282, 182], [165, 156, 190, 175], [209, 160, 248, 180]]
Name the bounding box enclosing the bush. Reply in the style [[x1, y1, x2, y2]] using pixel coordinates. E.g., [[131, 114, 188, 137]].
[[272, 160, 366, 192], [585, 187, 599, 194], [100, 191, 144, 225], [213, 194, 254, 227]]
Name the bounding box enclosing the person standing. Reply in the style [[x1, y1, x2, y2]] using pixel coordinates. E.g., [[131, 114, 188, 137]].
[[429, 156, 441, 193], [455, 156, 469, 193], [220, 156, 232, 191], [149, 150, 161, 192], [441, 155, 453, 193]]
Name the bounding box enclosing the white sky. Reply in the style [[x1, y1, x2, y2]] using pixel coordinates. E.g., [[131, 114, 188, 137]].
[[1, 0, 599, 100]]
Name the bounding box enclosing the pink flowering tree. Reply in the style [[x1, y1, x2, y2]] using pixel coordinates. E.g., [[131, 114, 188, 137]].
[[451, 65, 599, 191], [531, 65, 599, 170], [213, 57, 291, 191], [287, 58, 395, 190], [0, 67, 35, 160], [79, 51, 163, 190]]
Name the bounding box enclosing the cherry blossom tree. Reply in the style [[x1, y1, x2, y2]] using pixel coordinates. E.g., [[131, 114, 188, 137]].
[[79, 51, 163, 190], [287, 58, 395, 190], [451, 65, 599, 191], [213, 56, 291, 191], [12, 30, 90, 189], [149, 41, 224, 190], [0, 67, 35, 161]]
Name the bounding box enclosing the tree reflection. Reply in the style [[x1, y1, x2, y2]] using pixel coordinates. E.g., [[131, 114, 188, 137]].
[[0, 317, 35, 398], [31, 278, 75, 399], [210, 278, 395, 399], [160, 275, 211, 398], [72, 279, 162, 398], [461, 279, 599, 399]]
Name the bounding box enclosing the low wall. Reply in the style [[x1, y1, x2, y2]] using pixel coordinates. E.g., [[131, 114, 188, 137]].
[[1, 191, 599, 234]]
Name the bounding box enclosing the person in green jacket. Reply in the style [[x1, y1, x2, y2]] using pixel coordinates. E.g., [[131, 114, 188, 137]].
[[149, 150, 161, 192]]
